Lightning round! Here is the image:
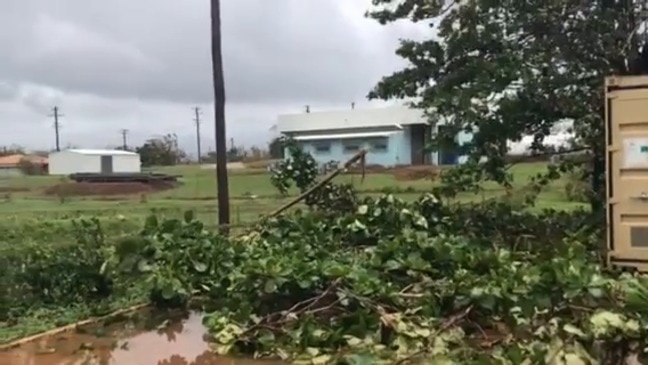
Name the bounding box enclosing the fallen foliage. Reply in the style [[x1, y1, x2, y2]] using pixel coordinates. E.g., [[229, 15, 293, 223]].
[[113, 191, 648, 364]]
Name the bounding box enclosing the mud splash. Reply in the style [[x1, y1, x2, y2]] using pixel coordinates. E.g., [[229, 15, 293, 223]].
[[0, 310, 283, 365]]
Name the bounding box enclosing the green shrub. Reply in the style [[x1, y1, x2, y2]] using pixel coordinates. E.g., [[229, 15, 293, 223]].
[[564, 169, 591, 202]]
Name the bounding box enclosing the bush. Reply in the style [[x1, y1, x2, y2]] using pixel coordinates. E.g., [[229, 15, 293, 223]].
[[564, 169, 591, 202], [0, 219, 117, 323], [17, 158, 47, 175]]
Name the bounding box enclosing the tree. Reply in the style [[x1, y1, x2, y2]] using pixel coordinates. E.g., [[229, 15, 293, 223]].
[[136, 133, 186, 167], [226, 144, 245, 162], [368, 0, 643, 212], [268, 137, 284, 159], [0, 145, 24, 156]]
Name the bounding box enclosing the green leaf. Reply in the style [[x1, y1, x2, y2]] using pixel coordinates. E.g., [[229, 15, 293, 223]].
[[311, 355, 331, 365], [161, 285, 176, 300], [345, 336, 362, 346], [137, 259, 153, 272], [563, 324, 585, 338], [264, 279, 277, 294], [193, 261, 208, 273], [357, 205, 368, 215], [183, 210, 195, 223], [343, 354, 375, 365]]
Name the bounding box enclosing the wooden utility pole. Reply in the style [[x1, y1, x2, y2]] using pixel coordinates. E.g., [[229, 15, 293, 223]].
[[211, 0, 230, 231], [193, 107, 202, 163], [119, 129, 129, 150], [50, 106, 62, 151]]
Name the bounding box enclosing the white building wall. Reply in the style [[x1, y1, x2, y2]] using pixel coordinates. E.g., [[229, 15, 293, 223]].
[[49, 151, 100, 175], [113, 155, 141, 172], [48, 150, 141, 175]]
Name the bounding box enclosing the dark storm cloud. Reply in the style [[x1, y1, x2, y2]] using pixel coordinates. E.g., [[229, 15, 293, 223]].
[[0, 0, 415, 105]]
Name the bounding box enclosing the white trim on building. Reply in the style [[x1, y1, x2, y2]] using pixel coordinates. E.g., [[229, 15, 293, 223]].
[[65, 149, 138, 156], [277, 106, 427, 133], [293, 131, 396, 141]]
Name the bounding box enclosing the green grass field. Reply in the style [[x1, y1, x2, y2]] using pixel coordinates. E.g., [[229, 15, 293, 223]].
[[0, 162, 584, 229]]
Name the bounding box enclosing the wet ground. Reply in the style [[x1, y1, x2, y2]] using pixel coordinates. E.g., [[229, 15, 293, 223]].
[[0, 310, 283, 365]]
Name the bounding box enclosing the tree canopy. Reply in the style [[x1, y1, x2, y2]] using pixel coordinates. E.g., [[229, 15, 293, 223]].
[[136, 133, 186, 167], [368, 0, 645, 211]]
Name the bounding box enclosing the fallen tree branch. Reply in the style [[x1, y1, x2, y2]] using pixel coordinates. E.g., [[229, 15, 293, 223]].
[[266, 149, 367, 218], [243, 279, 343, 336], [391, 305, 473, 365]]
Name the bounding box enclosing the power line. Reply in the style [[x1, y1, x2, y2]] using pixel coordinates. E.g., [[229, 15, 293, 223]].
[[119, 129, 129, 150], [193, 107, 202, 164], [49, 106, 63, 151]]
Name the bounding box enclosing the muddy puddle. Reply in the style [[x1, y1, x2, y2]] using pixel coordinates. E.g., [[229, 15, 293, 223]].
[[0, 309, 283, 365]]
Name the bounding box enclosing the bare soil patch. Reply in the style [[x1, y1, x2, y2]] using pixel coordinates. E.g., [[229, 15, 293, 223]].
[[392, 165, 440, 181], [346, 164, 389, 174], [43, 181, 178, 196]]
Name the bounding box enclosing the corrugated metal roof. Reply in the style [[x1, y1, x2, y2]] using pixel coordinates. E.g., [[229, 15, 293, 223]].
[[277, 106, 427, 133], [293, 131, 395, 141], [63, 149, 138, 156]]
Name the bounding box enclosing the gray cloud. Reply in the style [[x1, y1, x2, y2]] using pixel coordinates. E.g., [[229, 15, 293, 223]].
[[0, 0, 420, 105], [0, 82, 16, 100], [0, 0, 426, 150]]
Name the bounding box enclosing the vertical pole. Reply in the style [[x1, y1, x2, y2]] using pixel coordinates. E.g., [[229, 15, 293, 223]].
[[211, 0, 230, 232], [194, 107, 202, 164], [120, 129, 129, 150], [52, 106, 62, 152]]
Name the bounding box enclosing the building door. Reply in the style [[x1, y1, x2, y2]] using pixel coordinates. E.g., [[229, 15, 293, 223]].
[[437, 125, 458, 165], [606, 76, 648, 271], [410, 124, 429, 165], [100, 155, 113, 174]]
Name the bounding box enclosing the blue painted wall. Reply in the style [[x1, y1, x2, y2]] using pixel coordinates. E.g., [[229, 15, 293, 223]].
[[285, 126, 410, 167], [430, 127, 472, 165], [283, 125, 472, 167]]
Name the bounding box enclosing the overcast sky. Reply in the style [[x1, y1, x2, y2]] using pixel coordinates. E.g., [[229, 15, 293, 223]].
[[0, 0, 426, 154]]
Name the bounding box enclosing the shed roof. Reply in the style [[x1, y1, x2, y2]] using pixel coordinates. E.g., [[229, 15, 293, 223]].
[[0, 154, 48, 167], [277, 106, 427, 133], [63, 149, 138, 156]]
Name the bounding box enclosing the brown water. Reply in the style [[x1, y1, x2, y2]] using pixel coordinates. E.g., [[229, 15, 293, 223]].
[[0, 310, 283, 365]]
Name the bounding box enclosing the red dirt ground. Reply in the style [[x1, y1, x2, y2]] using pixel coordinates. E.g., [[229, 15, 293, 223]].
[[392, 165, 440, 181], [346, 164, 440, 181], [43, 181, 178, 196]]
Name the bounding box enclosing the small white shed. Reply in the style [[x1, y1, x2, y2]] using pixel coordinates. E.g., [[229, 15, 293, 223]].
[[48, 149, 141, 175]]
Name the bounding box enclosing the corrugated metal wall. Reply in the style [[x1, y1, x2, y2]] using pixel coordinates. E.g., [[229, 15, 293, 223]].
[[48, 151, 141, 175]]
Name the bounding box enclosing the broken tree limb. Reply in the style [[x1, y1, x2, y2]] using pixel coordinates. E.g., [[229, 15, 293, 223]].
[[266, 149, 367, 218]]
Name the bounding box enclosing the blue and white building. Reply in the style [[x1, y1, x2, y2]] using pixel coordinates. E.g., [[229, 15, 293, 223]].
[[276, 105, 471, 167]]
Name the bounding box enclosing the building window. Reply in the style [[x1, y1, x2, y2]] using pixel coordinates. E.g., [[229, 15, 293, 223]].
[[343, 140, 361, 152], [370, 137, 388, 152], [314, 142, 330, 153]]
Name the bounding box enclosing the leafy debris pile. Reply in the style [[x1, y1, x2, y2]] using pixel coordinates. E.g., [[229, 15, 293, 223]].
[[116, 194, 648, 364]]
